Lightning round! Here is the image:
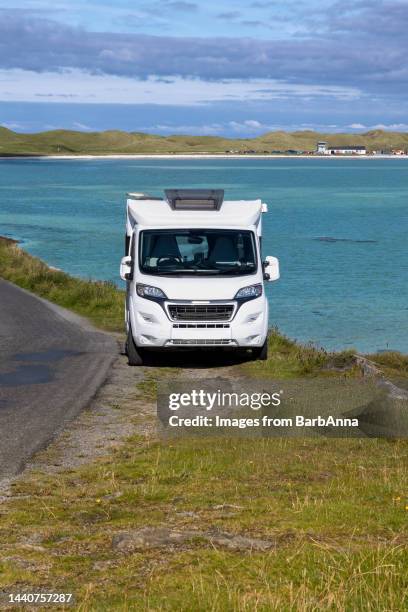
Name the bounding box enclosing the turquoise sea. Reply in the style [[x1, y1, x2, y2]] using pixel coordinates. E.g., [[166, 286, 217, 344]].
[[0, 157, 407, 353]]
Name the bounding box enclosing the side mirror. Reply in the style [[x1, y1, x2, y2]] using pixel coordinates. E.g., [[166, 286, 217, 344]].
[[120, 255, 133, 281], [263, 256, 280, 282]]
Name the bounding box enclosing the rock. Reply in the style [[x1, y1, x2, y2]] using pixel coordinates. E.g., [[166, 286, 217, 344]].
[[354, 354, 383, 377], [355, 354, 408, 400], [93, 560, 116, 571], [212, 504, 244, 511], [208, 532, 274, 551], [102, 491, 123, 501], [3, 556, 35, 569], [176, 511, 200, 518], [377, 379, 408, 401], [112, 527, 192, 551], [112, 527, 275, 553], [19, 543, 47, 552]]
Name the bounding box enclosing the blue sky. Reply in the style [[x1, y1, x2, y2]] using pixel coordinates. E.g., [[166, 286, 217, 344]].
[[0, 0, 407, 135]]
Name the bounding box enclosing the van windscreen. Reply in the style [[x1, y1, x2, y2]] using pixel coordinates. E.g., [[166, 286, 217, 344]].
[[139, 229, 257, 276]]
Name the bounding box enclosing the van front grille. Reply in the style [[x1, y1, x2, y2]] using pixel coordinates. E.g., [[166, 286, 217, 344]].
[[173, 323, 230, 329], [168, 304, 234, 321]]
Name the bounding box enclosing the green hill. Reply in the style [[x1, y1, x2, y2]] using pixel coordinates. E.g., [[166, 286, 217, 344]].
[[0, 126, 407, 156]]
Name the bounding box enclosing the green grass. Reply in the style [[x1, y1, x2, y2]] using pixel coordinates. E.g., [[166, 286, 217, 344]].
[[242, 328, 357, 378], [0, 126, 407, 156], [0, 237, 124, 331], [1, 436, 408, 610], [366, 351, 408, 378]]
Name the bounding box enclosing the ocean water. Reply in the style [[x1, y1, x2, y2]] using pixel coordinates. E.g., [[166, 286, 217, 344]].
[[0, 157, 407, 353]]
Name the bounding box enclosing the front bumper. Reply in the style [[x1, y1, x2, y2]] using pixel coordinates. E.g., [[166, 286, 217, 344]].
[[128, 295, 268, 348]]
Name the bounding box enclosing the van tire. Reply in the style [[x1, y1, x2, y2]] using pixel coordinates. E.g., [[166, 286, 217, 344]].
[[126, 326, 144, 366], [253, 338, 268, 361]]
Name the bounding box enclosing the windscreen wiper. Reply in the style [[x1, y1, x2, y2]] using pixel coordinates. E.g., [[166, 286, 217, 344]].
[[216, 266, 256, 275], [155, 268, 221, 275]]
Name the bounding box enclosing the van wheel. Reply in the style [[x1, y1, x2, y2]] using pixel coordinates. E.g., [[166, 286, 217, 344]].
[[126, 326, 144, 366], [253, 339, 268, 361]]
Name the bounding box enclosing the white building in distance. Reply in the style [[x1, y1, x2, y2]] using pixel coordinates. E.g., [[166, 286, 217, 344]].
[[316, 142, 367, 155], [317, 141, 328, 154]]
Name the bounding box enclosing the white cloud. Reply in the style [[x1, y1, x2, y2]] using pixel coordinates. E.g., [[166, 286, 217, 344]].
[[343, 122, 408, 132], [1, 121, 25, 130], [242, 119, 262, 128], [72, 121, 93, 131], [371, 123, 408, 131], [152, 123, 224, 135], [0, 68, 362, 106], [143, 121, 273, 136], [228, 119, 270, 133]]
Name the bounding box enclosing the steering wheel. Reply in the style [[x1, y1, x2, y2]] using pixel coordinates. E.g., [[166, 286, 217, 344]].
[[157, 254, 183, 266]]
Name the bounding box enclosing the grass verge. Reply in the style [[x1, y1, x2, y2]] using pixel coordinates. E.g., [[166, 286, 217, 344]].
[[241, 328, 357, 378], [0, 237, 124, 331]]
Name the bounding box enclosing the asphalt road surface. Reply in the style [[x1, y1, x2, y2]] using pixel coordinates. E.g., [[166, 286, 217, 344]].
[[0, 279, 117, 478]]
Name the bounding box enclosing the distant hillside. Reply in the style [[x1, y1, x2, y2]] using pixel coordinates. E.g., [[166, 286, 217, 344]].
[[0, 126, 407, 156]]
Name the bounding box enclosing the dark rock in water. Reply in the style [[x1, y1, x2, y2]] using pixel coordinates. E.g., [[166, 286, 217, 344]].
[[314, 236, 377, 244], [314, 236, 338, 242]]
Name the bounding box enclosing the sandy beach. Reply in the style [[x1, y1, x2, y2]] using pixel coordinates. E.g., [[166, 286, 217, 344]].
[[1, 154, 407, 160]]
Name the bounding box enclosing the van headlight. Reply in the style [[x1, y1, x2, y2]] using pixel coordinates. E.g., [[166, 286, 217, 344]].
[[136, 283, 167, 301], [234, 283, 263, 301]]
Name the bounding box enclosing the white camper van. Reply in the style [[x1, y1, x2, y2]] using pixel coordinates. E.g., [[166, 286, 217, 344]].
[[120, 190, 279, 365]]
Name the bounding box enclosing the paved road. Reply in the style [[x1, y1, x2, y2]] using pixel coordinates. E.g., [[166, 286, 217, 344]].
[[0, 279, 117, 478]]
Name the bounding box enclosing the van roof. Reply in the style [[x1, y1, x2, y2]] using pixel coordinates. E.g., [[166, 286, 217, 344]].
[[127, 197, 265, 229]]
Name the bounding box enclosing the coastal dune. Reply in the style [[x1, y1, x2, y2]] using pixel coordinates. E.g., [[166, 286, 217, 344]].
[[0, 126, 407, 157]]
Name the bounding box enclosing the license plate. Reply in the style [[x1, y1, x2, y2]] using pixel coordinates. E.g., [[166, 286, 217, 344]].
[[171, 327, 231, 340]]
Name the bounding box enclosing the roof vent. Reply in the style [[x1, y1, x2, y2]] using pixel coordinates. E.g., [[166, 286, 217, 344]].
[[165, 189, 224, 211]]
